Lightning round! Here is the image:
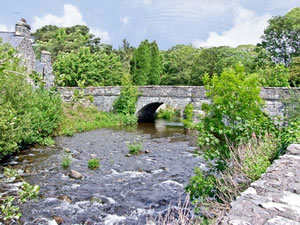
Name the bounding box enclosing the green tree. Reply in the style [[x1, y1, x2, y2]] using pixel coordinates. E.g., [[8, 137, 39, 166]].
[[258, 64, 290, 87], [117, 39, 135, 74], [161, 45, 199, 85], [261, 8, 300, 67], [131, 40, 151, 85], [197, 64, 273, 169], [33, 25, 102, 61], [149, 41, 162, 85], [289, 56, 300, 86], [53, 47, 123, 87]]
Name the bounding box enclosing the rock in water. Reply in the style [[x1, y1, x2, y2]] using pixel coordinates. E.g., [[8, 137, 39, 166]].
[[69, 170, 83, 179]]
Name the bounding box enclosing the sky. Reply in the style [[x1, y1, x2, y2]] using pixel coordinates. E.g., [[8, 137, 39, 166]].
[[0, 0, 298, 50]]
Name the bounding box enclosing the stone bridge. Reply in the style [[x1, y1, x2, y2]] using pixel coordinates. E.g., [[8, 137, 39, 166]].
[[58, 86, 299, 122]]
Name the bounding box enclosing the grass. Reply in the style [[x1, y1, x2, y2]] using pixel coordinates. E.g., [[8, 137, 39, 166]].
[[57, 104, 137, 136], [61, 155, 72, 169], [127, 141, 143, 155], [187, 135, 279, 223], [88, 158, 100, 170], [156, 105, 181, 121]]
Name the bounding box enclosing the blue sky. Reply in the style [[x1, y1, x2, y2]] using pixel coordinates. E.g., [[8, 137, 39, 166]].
[[0, 0, 298, 49]]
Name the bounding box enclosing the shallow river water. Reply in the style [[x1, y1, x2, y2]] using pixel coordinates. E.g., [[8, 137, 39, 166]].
[[1, 120, 206, 225]]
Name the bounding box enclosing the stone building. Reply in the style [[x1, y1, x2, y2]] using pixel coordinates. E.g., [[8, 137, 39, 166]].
[[0, 19, 55, 87]]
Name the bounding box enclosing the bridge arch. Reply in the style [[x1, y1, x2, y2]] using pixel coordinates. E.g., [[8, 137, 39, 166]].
[[137, 102, 164, 123]]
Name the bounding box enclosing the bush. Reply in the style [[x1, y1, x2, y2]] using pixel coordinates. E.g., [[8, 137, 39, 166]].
[[185, 168, 215, 201], [258, 64, 290, 87], [182, 103, 194, 128], [113, 74, 139, 115], [61, 155, 72, 169], [88, 158, 100, 170], [18, 182, 40, 203], [127, 141, 142, 155], [197, 64, 275, 170], [156, 105, 180, 121], [0, 40, 63, 159]]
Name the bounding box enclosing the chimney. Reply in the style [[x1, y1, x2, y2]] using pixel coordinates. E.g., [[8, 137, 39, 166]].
[[15, 19, 31, 39], [41, 51, 51, 63]]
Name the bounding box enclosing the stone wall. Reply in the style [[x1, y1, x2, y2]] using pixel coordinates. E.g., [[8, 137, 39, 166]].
[[17, 38, 36, 73], [58, 86, 300, 119], [221, 144, 300, 225]]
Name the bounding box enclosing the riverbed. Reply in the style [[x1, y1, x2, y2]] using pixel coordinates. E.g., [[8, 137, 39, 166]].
[[1, 120, 205, 225]]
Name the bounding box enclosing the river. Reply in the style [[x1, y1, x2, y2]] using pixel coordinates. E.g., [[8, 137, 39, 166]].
[[1, 120, 205, 225]]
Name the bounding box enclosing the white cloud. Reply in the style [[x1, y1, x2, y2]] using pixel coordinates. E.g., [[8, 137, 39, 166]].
[[32, 4, 110, 43], [90, 28, 111, 43], [193, 6, 271, 47], [121, 16, 130, 26]]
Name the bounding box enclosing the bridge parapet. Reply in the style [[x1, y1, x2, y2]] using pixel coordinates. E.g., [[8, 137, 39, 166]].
[[58, 86, 299, 121]]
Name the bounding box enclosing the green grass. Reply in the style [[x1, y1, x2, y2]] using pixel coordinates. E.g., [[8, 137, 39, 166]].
[[57, 104, 137, 136], [127, 141, 143, 155], [61, 155, 72, 169], [88, 158, 100, 170]]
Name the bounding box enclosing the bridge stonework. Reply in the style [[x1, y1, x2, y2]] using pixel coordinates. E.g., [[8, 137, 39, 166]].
[[58, 86, 299, 121]]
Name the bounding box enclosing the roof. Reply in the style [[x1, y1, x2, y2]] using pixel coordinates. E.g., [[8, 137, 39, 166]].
[[0, 31, 24, 48], [35, 60, 46, 74]]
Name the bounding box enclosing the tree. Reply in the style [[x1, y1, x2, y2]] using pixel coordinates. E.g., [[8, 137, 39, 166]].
[[257, 64, 290, 87], [289, 56, 300, 86], [33, 25, 102, 61], [149, 41, 162, 85], [53, 47, 123, 87], [261, 8, 300, 67], [117, 39, 135, 74], [161, 45, 199, 85], [131, 40, 151, 85]]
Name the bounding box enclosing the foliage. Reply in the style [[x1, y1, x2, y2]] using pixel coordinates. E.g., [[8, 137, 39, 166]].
[[161, 45, 199, 85], [127, 140, 143, 155], [182, 103, 194, 128], [196, 64, 275, 170], [156, 105, 180, 121], [61, 155, 72, 169], [131, 40, 163, 85], [131, 40, 151, 85], [33, 25, 102, 61], [0, 40, 63, 159], [0, 196, 22, 221], [149, 41, 163, 85], [18, 182, 40, 203], [113, 75, 139, 115], [3, 167, 19, 180], [53, 47, 123, 87], [261, 9, 300, 67], [58, 104, 137, 136], [117, 39, 135, 74], [88, 158, 100, 170], [289, 56, 300, 86], [258, 64, 290, 87], [185, 168, 216, 201], [278, 90, 300, 154]]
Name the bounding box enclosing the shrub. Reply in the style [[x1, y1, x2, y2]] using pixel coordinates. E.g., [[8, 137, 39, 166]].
[[0, 196, 22, 221], [3, 167, 19, 180], [0, 40, 63, 159], [113, 74, 139, 115], [197, 64, 275, 170], [88, 158, 100, 170], [185, 168, 216, 202], [182, 103, 194, 128], [18, 182, 40, 203], [258, 64, 290, 87], [61, 155, 72, 169], [127, 141, 142, 155], [157, 105, 180, 121]]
